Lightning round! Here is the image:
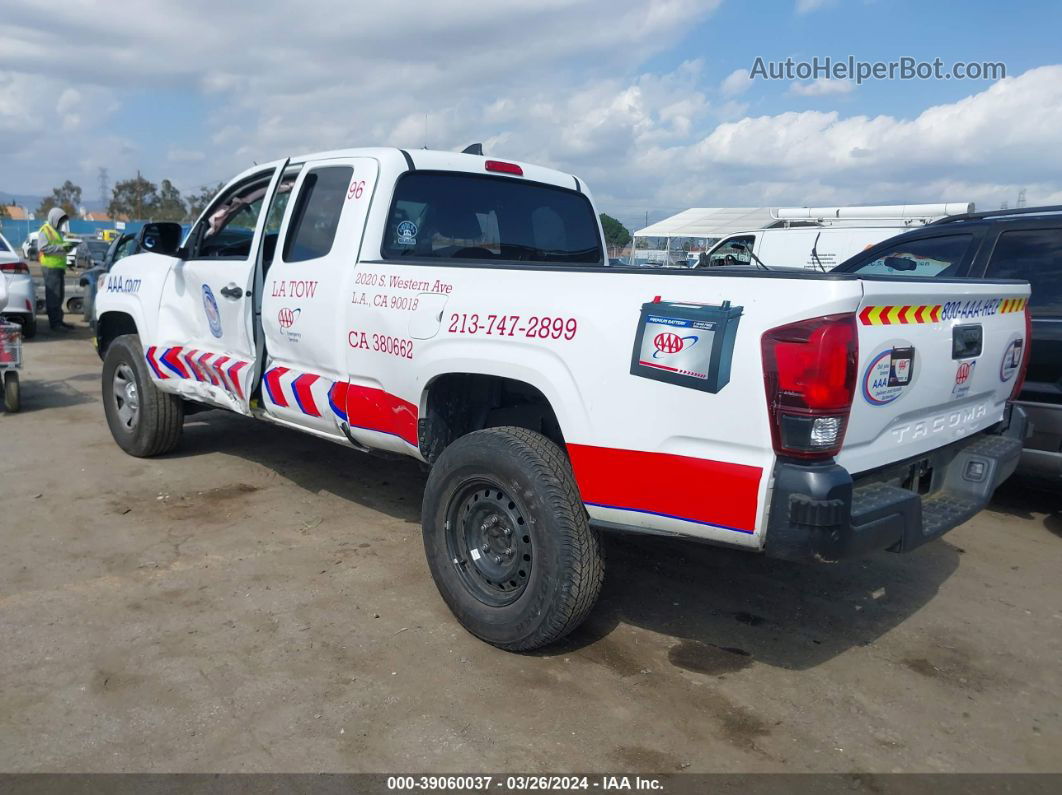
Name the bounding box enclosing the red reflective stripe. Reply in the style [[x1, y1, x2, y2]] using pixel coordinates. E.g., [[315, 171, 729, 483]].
[[264, 367, 289, 407], [213, 356, 231, 391], [184, 349, 206, 381], [227, 360, 248, 400], [345, 385, 418, 446], [292, 373, 321, 417], [878, 306, 893, 325], [931, 305, 942, 322], [197, 352, 218, 385], [161, 346, 190, 379], [858, 306, 874, 325], [566, 444, 762, 534]]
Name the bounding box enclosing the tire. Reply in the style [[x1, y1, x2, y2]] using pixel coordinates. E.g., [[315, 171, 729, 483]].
[[3, 371, 19, 412], [422, 426, 604, 651], [67, 297, 84, 314], [20, 314, 36, 340], [101, 334, 184, 457]]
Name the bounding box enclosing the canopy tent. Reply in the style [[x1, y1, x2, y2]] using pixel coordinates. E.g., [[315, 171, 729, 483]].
[[633, 207, 777, 239]]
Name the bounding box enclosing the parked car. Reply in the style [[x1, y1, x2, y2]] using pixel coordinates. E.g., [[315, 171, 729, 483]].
[[95, 147, 1029, 651], [75, 239, 110, 270], [80, 233, 136, 326], [834, 205, 1061, 476], [0, 231, 37, 339]]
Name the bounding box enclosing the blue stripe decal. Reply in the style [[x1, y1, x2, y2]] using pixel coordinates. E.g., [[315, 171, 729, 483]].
[[583, 502, 754, 535]]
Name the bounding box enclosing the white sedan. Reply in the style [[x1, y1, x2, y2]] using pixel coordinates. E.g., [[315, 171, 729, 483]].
[[0, 231, 37, 339]]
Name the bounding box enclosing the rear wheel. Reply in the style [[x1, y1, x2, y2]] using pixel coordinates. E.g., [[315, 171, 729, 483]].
[[422, 427, 604, 651], [3, 371, 19, 412], [102, 334, 184, 457]]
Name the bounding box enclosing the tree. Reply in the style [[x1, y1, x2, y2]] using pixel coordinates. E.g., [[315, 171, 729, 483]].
[[0, 204, 8, 220], [36, 181, 82, 219], [109, 174, 159, 220], [154, 179, 187, 222], [185, 182, 225, 222], [599, 213, 631, 250]]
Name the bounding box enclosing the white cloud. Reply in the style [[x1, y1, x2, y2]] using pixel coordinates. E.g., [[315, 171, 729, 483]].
[[720, 68, 751, 97], [0, 2, 1060, 224], [795, 0, 833, 13], [789, 77, 856, 96]]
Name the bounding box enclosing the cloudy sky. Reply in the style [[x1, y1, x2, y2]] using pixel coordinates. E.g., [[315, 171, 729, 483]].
[[1, 0, 1060, 231]]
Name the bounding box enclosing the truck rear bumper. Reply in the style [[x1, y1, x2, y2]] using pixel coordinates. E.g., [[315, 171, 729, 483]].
[[764, 406, 1027, 562]]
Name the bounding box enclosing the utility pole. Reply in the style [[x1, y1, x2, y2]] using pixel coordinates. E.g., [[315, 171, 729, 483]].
[[136, 169, 142, 220], [98, 167, 109, 211], [1017, 188, 1027, 209]]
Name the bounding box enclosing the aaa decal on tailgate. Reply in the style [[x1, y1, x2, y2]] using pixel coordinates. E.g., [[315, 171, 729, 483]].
[[859, 297, 1028, 326]]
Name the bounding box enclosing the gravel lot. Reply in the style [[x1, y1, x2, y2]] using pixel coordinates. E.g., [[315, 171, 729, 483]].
[[1, 323, 1059, 773]]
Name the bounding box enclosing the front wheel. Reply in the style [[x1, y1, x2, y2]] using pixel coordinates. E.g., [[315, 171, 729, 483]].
[[421, 427, 604, 651], [3, 371, 19, 412], [19, 314, 36, 340], [102, 335, 184, 457]]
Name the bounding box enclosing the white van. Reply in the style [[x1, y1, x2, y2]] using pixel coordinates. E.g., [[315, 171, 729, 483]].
[[696, 203, 975, 271]]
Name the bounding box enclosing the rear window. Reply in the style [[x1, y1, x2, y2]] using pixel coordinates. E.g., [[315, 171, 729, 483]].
[[381, 172, 603, 265], [847, 234, 973, 278], [985, 229, 1062, 317]]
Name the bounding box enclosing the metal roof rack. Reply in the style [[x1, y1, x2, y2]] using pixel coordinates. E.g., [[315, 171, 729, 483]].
[[929, 204, 1062, 225]]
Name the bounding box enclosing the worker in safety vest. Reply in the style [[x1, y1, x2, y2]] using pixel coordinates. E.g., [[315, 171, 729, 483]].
[[38, 207, 75, 332]]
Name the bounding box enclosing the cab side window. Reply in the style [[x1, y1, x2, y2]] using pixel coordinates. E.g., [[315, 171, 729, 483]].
[[985, 228, 1062, 317], [282, 166, 354, 263]]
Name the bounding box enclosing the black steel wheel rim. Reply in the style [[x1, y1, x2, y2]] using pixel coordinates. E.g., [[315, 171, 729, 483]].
[[444, 478, 533, 607]]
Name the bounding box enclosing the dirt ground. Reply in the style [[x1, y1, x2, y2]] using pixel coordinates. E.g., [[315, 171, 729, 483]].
[[1, 323, 1059, 773]]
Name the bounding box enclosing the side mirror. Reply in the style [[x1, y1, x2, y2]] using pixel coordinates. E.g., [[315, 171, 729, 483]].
[[883, 255, 917, 271], [136, 222, 183, 257]]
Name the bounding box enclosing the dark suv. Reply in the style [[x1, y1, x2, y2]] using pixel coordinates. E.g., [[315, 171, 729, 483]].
[[835, 205, 1062, 477]]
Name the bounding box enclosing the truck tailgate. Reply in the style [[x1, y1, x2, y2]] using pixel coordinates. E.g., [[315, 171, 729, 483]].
[[838, 278, 1030, 475]]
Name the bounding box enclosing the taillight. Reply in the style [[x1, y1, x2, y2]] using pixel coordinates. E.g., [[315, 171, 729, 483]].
[[485, 160, 523, 176], [762, 313, 858, 459], [1010, 307, 1033, 401], [0, 261, 30, 274]]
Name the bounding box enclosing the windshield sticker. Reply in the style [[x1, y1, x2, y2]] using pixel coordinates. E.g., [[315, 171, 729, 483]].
[[952, 359, 976, 400], [202, 284, 223, 338], [862, 343, 917, 406], [1000, 336, 1024, 382], [396, 220, 417, 246]]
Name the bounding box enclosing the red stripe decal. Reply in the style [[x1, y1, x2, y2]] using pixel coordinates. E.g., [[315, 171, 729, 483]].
[[264, 367, 289, 407], [931, 305, 942, 322], [197, 352, 219, 385], [160, 346, 190, 379], [878, 306, 893, 325], [227, 360, 248, 400], [566, 444, 762, 534], [292, 373, 322, 417], [213, 356, 232, 392], [345, 385, 418, 446], [184, 349, 206, 381], [858, 306, 874, 325], [146, 346, 168, 379]]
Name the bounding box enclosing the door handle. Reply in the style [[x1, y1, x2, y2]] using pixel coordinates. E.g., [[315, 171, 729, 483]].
[[219, 283, 244, 300]]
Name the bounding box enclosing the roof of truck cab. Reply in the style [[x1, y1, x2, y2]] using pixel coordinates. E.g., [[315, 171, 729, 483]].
[[286, 147, 583, 191]]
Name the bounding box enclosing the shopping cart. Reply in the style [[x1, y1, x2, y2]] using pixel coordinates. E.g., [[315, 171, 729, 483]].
[[0, 321, 21, 412]]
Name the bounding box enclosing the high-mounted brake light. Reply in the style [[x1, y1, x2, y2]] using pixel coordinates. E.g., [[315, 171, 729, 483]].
[[762, 313, 858, 460], [0, 261, 30, 275], [485, 160, 523, 176], [1010, 307, 1033, 401]]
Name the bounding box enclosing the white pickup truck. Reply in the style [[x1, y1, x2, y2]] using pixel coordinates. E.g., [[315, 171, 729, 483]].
[[94, 147, 1031, 651]]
